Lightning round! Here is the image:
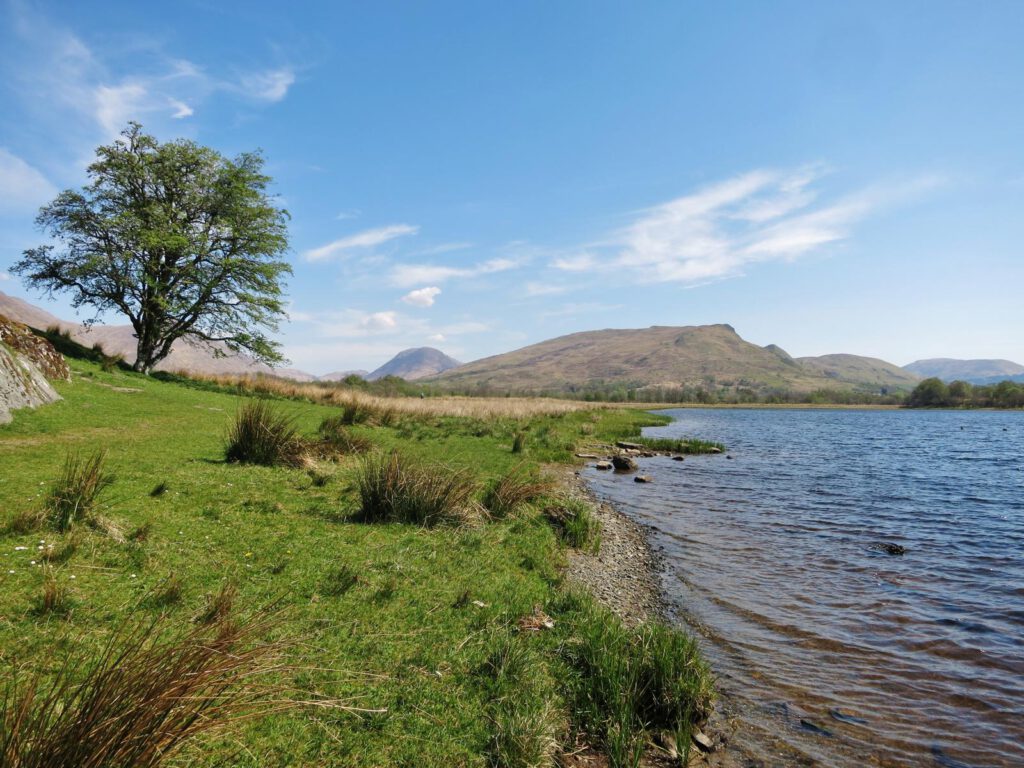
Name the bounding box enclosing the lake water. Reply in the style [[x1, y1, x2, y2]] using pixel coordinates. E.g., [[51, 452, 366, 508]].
[[582, 408, 1024, 768]]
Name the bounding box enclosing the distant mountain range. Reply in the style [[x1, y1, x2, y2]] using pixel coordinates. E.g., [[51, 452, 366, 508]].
[[432, 324, 919, 394], [903, 358, 1024, 385]]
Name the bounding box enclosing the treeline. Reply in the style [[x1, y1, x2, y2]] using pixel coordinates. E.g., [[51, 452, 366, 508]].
[[906, 378, 1024, 409], [436, 381, 907, 406]]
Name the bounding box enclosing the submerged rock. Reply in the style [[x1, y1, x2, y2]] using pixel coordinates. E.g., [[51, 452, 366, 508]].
[[671, 455, 685, 462], [594, 461, 613, 470], [634, 475, 653, 483], [878, 542, 907, 556]]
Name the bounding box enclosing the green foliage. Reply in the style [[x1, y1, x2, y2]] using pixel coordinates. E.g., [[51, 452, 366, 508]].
[[44, 451, 113, 532], [355, 450, 478, 526], [12, 122, 291, 374], [316, 414, 374, 456], [224, 400, 307, 467]]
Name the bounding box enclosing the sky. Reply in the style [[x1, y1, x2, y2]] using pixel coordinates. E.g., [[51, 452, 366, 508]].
[[1, 0, 1023, 375]]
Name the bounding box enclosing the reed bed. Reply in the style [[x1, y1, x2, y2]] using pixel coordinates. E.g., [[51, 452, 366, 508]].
[[177, 372, 604, 419]]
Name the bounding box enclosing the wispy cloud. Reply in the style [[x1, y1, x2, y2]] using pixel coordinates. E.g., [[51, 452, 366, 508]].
[[390, 257, 518, 288], [236, 67, 296, 102], [7, 4, 297, 145], [549, 167, 935, 285], [0, 148, 57, 213], [335, 208, 362, 221], [305, 224, 419, 262], [401, 286, 442, 308], [0, 271, 12, 281], [524, 281, 569, 297]]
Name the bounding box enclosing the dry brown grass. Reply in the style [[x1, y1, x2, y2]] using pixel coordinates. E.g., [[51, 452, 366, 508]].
[[182, 372, 605, 420], [0, 608, 287, 768]]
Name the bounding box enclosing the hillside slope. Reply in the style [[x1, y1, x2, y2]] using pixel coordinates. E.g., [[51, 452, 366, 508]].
[[0, 290, 314, 379], [433, 324, 915, 394], [904, 358, 1024, 384], [796, 354, 920, 390], [368, 347, 462, 381]]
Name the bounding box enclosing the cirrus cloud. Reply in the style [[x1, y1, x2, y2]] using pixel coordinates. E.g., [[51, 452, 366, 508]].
[[305, 224, 419, 262]]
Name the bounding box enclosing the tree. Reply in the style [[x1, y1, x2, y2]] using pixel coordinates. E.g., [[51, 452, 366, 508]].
[[908, 377, 949, 407], [13, 123, 291, 374]]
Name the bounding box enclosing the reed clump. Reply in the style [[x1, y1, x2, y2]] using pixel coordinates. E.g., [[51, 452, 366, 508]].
[[560, 595, 714, 768], [355, 451, 477, 526], [224, 400, 308, 468], [0, 607, 286, 768], [542, 497, 601, 552], [44, 451, 113, 532], [635, 436, 725, 454], [482, 465, 553, 518]]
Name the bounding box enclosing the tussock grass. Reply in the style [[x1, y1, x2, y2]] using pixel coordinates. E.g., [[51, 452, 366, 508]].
[[635, 436, 725, 454], [224, 400, 307, 467], [33, 567, 73, 617], [40, 533, 80, 565], [560, 595, 714, 768], [5, 508, 47, 535], [543, 497, 601, 552], [316, 415, 374, 456], [483, 465, 553, 519], [146, 574, 184, 609], [481, 632, 564, 768], [44, 451, 113, 532], [0, 608, 287, 768], [195, 583, 237, 625], [511, 431, 526, 454], [355, 451, 477, 526], [149, 482, 168, 498], [321, 565, 359, 597]]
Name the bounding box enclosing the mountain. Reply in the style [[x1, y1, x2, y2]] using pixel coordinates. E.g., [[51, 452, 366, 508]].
[[432, 324, 918, 394], [318, 369, 371, 381], [904, 358, 1024, 384], [0, 290, 316, 380], [796, 353, 921, 390], [367, 347, 462, 381]]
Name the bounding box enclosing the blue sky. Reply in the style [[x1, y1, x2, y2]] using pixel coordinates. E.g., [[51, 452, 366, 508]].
[[1, 0, 1022, 374]]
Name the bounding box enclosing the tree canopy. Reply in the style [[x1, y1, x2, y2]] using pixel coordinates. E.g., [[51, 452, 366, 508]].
[[13, 123, 291, 374]]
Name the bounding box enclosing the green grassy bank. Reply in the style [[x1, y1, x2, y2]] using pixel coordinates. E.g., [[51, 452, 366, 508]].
[[0, 358, 714, 767]]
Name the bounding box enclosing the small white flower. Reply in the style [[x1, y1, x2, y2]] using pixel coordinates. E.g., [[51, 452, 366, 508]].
[[30, 560, 35, 565], [14, 546, 27, 551], [70, 575, 76, 579], [7, 569, 14, 574], [130, 574, 137, 578]]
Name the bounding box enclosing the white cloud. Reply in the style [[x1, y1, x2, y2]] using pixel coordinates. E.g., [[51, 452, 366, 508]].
[[360, 311, 398, 331], [0, 149, 57, 213], [524, 281, 569, 297], [335, 208, 362, 220], [401, 286, 442, 308], [390, 257, 518, 288], [548, 167, 931, 285], [305, 224, 419, 262], [427, 333, 446, 343], [238, 68, 295, 102], [93, 82, 149, 136], [0, 271, 11, 281], [168, 98, 193, 119]]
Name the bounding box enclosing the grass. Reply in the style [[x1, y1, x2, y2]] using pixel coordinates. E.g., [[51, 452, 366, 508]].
[[559, 594, 714, 768], [482, 465, 553, 519], [634, 436, 725, 454], [0, 605, 289, 768], [0, 355, 712, 766], [354, 450, 478, 526], [543, 496, 602, 552], [43, 451, 113, 532], [224, 399, 307, 468]]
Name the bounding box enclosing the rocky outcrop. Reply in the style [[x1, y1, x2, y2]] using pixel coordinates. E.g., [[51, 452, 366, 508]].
[[0, 316, 70, 381], [0, 315, 65, 424]]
